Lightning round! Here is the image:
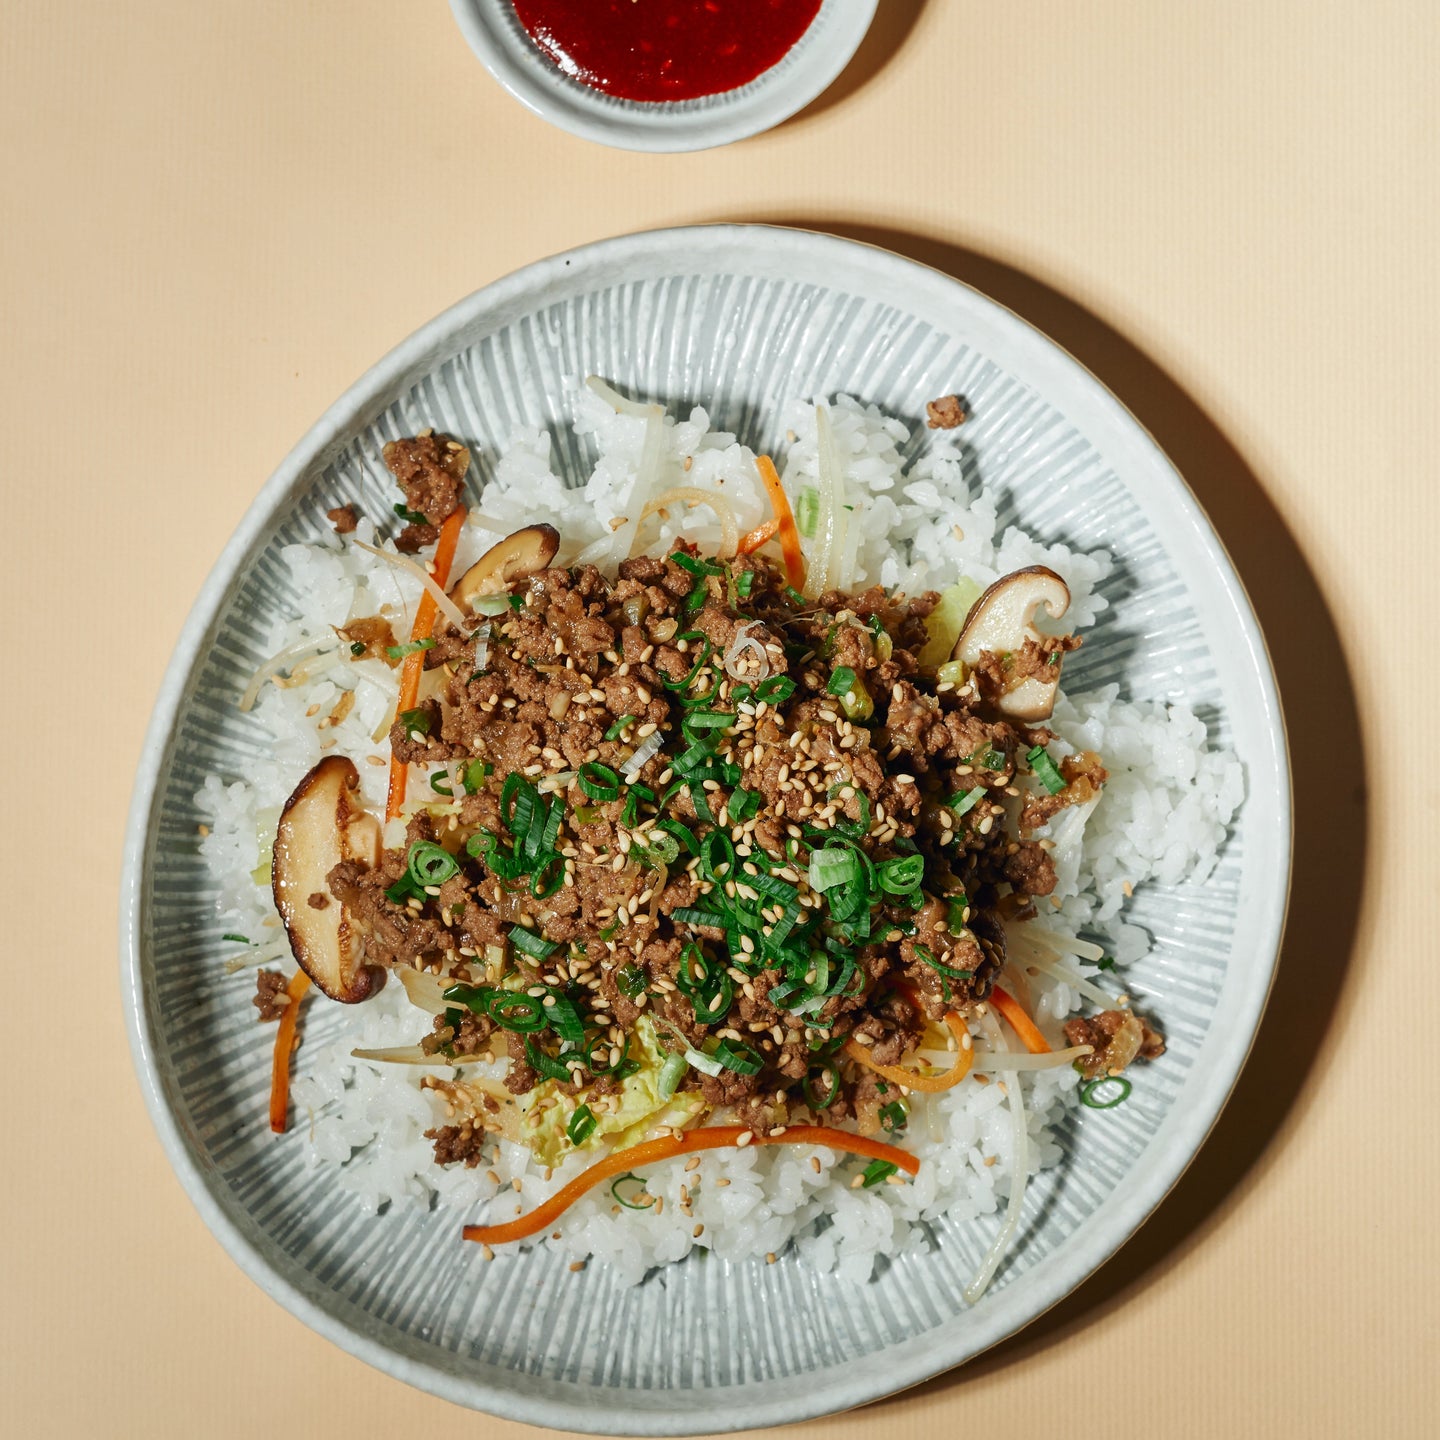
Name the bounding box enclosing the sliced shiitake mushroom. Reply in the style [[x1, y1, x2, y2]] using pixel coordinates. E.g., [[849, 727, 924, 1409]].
[[448, 524, 560, 616], [953, 566, 1072, 722], [272, 755, 383, 1003]]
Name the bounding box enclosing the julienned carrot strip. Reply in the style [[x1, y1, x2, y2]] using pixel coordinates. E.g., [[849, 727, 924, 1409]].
[[754, 455, 807, 590], [462, 1124, 918, 1246], [990, 986, 1051, 1055], [268, 970, 312, 1134], [736, 517, 779, 555], [385, 506, 467, 821], [844, 1010, 974, 1093]]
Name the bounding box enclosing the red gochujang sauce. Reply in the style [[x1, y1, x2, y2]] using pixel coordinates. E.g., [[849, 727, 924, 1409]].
[[512, 0, 824, 104]]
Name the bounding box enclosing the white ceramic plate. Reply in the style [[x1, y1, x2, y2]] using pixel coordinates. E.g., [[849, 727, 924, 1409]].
[[122, 225, 1289, 1434], [448, 0, 876, 151]]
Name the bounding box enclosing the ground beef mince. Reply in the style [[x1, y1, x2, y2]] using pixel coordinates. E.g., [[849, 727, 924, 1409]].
[[294, 514, 1117, 1159], [382, 433, 469, 526], [253, 969, 289, 1021], [326, 504, 358, 534], [1064, 1009, 1164, 1079], [925, 394, 968, 429]]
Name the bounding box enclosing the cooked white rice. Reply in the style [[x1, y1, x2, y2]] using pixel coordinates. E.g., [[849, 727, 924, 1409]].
[[198, 384, 1243, 1289]]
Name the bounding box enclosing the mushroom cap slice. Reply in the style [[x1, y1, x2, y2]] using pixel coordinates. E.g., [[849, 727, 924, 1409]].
[[954, 566, 1072, 723], [272, 755, 383, 1003], [448, 524, 560, 614]]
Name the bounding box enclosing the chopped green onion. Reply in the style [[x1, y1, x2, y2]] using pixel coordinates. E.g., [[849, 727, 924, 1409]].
[[1027, 744, 1068, 795], [609, 1172, 651, 1209], [876, 854, 924, 895], [525, 1036, 575, 1083], [808, 848, 861, 897], [467, 594, 511, 617], [861, 1158, 899, 1188], [392, 502, 429, 524], [639, 830, 680, 866], [685, 578, 709, 611], [727, 786, 760, 822], [566, 1104, 597, 1146], [655, 818, 699, 855], [509, 925, 558, 960], [222, 933, 251, 945], [398, 706, 431, 738], [827, 666, 857, 697], [406, 840, 459, 887], [584, 1030, 632, 1076], [544, 993, 586, 1046], [605, 714, 636, 741], [711, 1039, 763, 1075], [578, 761, 621, 802], [462, 758, 491, 794], [657, 1051, 687, 1101], [349, 641, 366, 656], [682, 710, 735, 732], [947, 895, 970, 932], [794, 485, 820, 537], [684, 1046, 724, 1077], [1094, 955, 1117, 973], [736, 570, 755, 599], [483, 992, 547, 1034], [911, 943, 973, 980], [661, 635, 713, 691], [949, 787, 984, 816], [755, 674, 796, 704], [784, 586, 805, 606], [1080, 1076, 1132, 1109], [617, 963, 648, 998], [804, 1063, 840, 1110], [879, 1100, 908, 1134], [669, 552, 725, 577], [429, 769, 454, 796], [385, 637, 436, 660]]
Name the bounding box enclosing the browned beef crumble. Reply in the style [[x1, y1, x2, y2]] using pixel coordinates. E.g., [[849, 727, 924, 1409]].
[[253, 969, 289, 1021], [298, 478, 1120, 1159], [925, 394, 968, 429], [383, 433, 469, 525], [326, 504, 358, 534], [1064, 1010, 1165, 1079]]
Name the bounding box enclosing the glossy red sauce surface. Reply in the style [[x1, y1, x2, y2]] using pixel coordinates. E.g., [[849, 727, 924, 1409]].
[[512, 0, 824, 103]]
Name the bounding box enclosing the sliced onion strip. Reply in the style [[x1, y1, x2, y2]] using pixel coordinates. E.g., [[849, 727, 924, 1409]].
[[963, 1009, 1030, 1304], [351, 537, 471, 633], [723, 621, 772, 681], [639, 485, 740, 558], [239, 634, 342, 712], [620, 730, 665, 781]]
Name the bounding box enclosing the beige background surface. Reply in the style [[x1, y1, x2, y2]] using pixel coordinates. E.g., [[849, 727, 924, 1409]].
[[2, 1, 1436, 1436]]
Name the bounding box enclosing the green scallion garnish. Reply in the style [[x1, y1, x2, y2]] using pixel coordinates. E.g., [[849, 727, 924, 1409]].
[[605, 714, 636, 741], [509, 924, 558, 960], [1027, 744, 1067, 795], [827, 666, 857, 697], [222, 933, 251, 945], [578, 761, 621, 802], [861, 1159, 899, 1188], [609, 1172, 651, 1210], [398, 706, 431, 738], [406, 840, 459, 888], [1080, 1076, 1132, 1109], [566, 1104, 597, 1146], [385, 637, 436, 660]]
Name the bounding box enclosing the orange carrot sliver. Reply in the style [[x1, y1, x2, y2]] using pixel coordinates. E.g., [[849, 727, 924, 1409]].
[[754, 455, 807, 590], [736, 517, 779, 556], [385, 506, 467, 821], [268, 970, 312, 1134], [990, 986, 1051, 1055], [462, 1124, 918, 1247], [844, 1010, 974, 1093]]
